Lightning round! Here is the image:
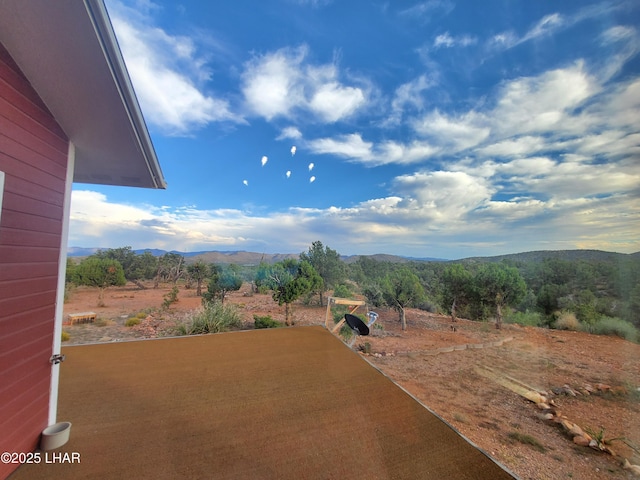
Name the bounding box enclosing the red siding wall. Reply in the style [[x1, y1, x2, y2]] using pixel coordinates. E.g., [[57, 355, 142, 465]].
[[0, 42, 69, 479]]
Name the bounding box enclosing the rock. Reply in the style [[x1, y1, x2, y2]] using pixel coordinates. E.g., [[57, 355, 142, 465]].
[[553, 415, 567, 424], [573, 435, 591, 447], [622, 459, 640, 475], [524, 391, 547, 404], [552, 385, 578, 396], [568, 424, 587, 438], [560, 419, 577, 432], [536, 412, 555, 421]]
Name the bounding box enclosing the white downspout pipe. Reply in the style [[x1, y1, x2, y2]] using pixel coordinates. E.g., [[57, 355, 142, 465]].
[[49, 142, 75, 425]]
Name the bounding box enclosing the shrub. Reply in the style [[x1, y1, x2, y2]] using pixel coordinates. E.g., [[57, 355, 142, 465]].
[[505, 310, 543, 327], [332, 306, 348, 323], [417, 300, 439, 313], [554, 311, 581, 331], [254, 315, 283, 329], [61, 331, 70, 342], [162, 285, 179, 309], [332, 284, 352, 298], [174, 302, 241, 335], [507, 431, 546, 453], [125, 317, 141, 327], [93, 317, 114, 327], [587, 317, 639, 342]]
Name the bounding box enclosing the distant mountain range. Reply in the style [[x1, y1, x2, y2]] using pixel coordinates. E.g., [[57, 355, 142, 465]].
[[66, 247, 637, 265], [66, 247, 446, 264]]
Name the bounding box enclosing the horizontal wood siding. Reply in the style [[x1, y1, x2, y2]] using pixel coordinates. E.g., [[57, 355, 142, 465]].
[[0, 42, 69, 479]]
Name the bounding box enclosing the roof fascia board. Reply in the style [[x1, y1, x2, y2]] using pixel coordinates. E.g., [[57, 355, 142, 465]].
[[83, 0, 167, 189]]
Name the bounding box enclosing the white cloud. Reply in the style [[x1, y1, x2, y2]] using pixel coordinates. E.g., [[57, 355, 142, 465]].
[[241, 46, 307, 120], [308, 134, 439, 165], [597, 27, 640, 83], [308, 133, 373, 162], [493, 62, 596, 136], [398, 1, 455, 20], [309, 83, 366, 122], [277, 127, 303, 140], [477, 136, 547, 158], [412, 110, 490, 151], [393, 171, 493, 221], [433, 32, 477, 48], [241, 46, 368, 123], [393, 75, 432, 110], [107, 1, 243, 135], [499, 157, 640, 200], [521, 13, 565, 43]]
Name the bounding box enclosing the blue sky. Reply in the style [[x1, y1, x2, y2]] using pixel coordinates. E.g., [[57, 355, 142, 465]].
[[69, 0, 640, 259]]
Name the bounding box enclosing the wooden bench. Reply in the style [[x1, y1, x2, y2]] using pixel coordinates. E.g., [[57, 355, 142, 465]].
[[65, 312, 97, 325]]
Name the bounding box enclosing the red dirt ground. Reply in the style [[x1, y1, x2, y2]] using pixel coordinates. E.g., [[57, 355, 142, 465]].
[[62, 282, 640, 480]]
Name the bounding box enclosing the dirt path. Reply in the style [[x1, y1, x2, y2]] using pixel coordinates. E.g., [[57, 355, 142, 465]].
[[62, 283, 640, 479]]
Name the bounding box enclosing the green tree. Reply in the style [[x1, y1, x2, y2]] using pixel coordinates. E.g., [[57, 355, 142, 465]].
[[95, 247, 158, 288], [187, 261, 210, 296], [129, 251, 159, 285], [262, 259, 322, 326], [473, 263, 527, 329], [203, 265, 243, 305], [74, 257, 126, 306], [65, 258, 77, 284], [300, 241, 344, 306], [441, 263, 473, 321], [381, 267, 425, 331]]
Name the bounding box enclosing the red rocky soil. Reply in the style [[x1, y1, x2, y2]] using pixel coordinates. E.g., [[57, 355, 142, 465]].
[[62, 283, 640, 480]]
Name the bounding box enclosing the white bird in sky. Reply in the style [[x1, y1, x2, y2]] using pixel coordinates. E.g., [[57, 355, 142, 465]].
[[286, 170, 291, 178], [309, 176, 316, 183], [290, 146, 297, 156], [243, 179, 248, 186], [261, 155, 268, 166], [308, 162, 314, 171]]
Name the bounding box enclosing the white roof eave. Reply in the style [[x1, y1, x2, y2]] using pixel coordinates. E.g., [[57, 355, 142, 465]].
[[0, 0, 167, 189]]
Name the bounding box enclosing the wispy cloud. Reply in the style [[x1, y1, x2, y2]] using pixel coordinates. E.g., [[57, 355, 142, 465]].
[[433, 32, 477, 48], [489, 3, 630, 53], [307, 133, 440, 166], [106, 0, 244, 135], [398, 0, 455, 21]]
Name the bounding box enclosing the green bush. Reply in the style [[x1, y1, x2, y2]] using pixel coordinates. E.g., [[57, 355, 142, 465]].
[[125, 317, 141, 327], [254, 315, 283, 329], [332, 306, 348, 323], [174, 302, 241, 335], [505, 310, 543, 327], [586, 317, 639, 342], [332, 284, 352, 298]]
